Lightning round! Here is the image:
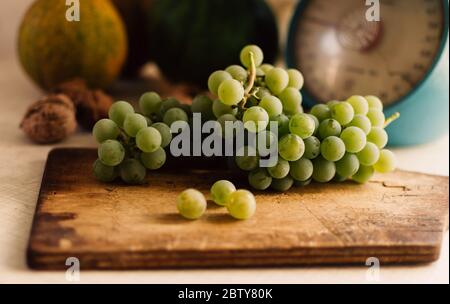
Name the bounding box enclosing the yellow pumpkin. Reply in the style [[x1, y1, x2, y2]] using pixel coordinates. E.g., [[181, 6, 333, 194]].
[[18, 0, 128, 90]]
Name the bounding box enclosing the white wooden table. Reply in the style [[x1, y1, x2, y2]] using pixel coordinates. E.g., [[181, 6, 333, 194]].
[[0, 0, 448, 284]]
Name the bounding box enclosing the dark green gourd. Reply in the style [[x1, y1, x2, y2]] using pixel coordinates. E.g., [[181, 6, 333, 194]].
[[147, 0, 279, 87]]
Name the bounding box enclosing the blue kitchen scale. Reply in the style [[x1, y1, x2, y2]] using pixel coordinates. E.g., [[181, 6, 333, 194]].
[[286, 0, 449, 146]]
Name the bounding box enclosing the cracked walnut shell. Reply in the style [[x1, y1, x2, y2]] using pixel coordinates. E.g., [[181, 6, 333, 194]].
[[20, 94, 77, 144]]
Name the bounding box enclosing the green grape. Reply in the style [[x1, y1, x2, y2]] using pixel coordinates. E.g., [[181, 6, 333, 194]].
[[357, 142, 380, 166], [217, 114, 238, 138], [139, 92, 162, 116], [309, 114, 320, 135], [98, 139, 125, 166], [177, 188, 207, 220], [93, 159, 118, 182], [255, 87, 271, 99], [208, 70, 232, 96], [312, 156, 336, 183], [334, 174, 348, 182], [327, 100, 340, 110], [163, 108, 188, 127], [123, 113, 148, 137], [151, 122, 172, 148], [235, 146, 259, 171], [265, 67, 289, 95], [248, 168, 272, 190], [278, 87, 302, 115], [290, 104, 304, 115], [348, 114, 372, 134], [225, 65, 248, 83], [367, 108, 385, 127], [217, 113, 237, 127], [310, 104, 331, 122], [108, 101, 134, 127], [290, 158, 313, 182], [210, 180, 236, 206], [271, 176, 294, 192], [365, 95, 383, 111], [212, 99, 237, 118], [140, 147, 166, 170], [254, 130, 277, 153], [318, 119, 342, 139], [294, 178, 312, 187], [92, 119, 119, 143], [289, 113, 315, 139], [136, 127, 162, 153], [243, 106, 269, 133], [287, 69, 304, 90], [331, 102, 354, 125], [335, 153, 360, 178], [367, 127, 388, 149], [240, 44, 264, 68], [278, 134, 305, 161], [347, 95, 369, 115], [267, 158, 290, 179], [340, 126, 367, 153], [260, 64, 274, 74], [119, 158, 146, 185], [218, 79, 245, 106], [374, 149, 396, 173], [159, 98, 181, 117], [191, 95, 214, 121], [320, 136, 346, 162], [303, 136, 321, 159], [270, 114, 290, 137], [259, 95, 283, 117], [352, 165, 374, 184], [226, 189, 256, 220]]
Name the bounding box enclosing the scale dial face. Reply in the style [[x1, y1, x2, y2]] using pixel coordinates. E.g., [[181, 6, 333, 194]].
[[293, 0, 445, 106]]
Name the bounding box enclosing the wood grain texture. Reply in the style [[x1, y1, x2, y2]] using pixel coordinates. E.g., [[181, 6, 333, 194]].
[[27, 148, 449, 270]]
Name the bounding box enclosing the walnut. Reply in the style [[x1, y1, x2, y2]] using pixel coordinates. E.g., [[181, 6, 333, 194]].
[[20, 94, 77, 144], [53, 78, 113, 130]]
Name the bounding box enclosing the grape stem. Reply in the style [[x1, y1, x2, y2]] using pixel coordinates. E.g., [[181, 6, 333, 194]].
[[251, 87, 261, 100], [118, 129, 129, 144], [384, 112, 400, 128], [239, 51, 257, 110], [244, 52, 256, 96]]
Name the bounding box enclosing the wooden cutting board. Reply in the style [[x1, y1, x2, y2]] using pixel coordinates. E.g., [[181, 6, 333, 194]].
[[27, 148, 449, 270]]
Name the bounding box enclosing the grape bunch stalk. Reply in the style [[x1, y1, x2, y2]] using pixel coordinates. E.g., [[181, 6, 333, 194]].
[[91, 44, 399, 218]]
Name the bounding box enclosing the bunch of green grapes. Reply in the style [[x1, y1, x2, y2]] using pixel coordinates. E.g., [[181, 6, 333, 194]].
[[298, 95, 397, 187], [235, 94, 397, 191], [92, 92, 179, 184], [207, 45, 397, 192], [91, 44, 399, 219]]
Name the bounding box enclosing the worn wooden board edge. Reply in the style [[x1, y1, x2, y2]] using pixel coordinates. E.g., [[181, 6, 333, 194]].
[[26, 148, 449, 270], [27, 246, 442, 270]]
